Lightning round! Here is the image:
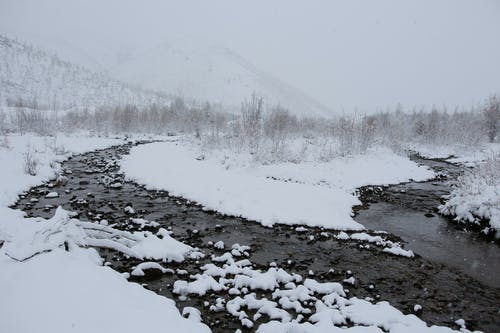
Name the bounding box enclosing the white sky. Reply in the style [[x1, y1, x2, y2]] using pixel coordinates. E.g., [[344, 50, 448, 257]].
[[1, 0, 499, 113]]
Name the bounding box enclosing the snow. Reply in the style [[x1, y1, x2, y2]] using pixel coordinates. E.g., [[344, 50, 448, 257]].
[[174, 274, 226, 296], [213, 240, 225, 249], [130, 217, 160, 229], [121, 140, 434, 230], [439, 154, 500, 236], [0, 134, 209, 333], [383, 246, 415, 258], [110, 36, 332, 117], [0, 247, 209, 333], [131, 261, 174, 276], [124, 205, 135, 214], [411, 142, 500, 166], [45, 191, 59, 198], [0, 134, 482, 333], [0, 134, 121, 209], [0, 34, 170, 109], [173, 246, 477, 333]]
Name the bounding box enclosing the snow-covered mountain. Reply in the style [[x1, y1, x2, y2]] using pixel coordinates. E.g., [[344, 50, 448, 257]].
[[0, 33, 333, 116], [0, 35, 171, 109], [110, 39, 333, 117]]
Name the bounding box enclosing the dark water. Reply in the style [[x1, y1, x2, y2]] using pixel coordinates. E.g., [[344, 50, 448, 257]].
[[355, 156, 500, 288], [11, 144, 500, 333]]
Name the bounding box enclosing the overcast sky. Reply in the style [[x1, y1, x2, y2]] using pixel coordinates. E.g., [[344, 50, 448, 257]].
[[1, 0, 499, 113]]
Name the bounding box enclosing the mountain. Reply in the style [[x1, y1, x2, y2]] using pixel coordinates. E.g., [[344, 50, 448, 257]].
[[109, 39, 333, 117], [0, 33, 333, 117], [0, 35, 171, 110]]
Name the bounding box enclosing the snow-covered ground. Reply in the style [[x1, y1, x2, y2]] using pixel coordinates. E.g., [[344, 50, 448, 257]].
[[410, 142, 500, 166], [121, 139, 434, 230], [0, 35, 170, 109], [0, 134, 209, 333], [0, 135, 483, 332], [439, 154, 500, 237]]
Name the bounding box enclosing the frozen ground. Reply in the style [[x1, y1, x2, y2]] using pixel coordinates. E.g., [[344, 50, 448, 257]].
[[121, 139, 434, 230]]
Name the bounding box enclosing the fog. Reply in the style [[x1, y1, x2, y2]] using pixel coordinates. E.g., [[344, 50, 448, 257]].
[[1, 0, 499, 113]]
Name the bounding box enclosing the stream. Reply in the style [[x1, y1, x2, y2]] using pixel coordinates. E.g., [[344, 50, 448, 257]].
[[12, 143, 500, 333], [355, 155, 500, 288]]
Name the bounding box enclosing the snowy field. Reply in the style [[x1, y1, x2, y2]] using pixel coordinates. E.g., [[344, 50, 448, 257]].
[[121, 139, 435, 230]]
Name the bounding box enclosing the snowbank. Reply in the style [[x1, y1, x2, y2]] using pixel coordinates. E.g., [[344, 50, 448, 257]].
[[0, 246, 209, 333], [121, 141, 434, 230], [439, 155, 500, 236], [0, 134, 209, 333]]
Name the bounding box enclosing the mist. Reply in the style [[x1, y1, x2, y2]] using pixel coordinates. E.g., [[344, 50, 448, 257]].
[[1, 0, 499, 113]]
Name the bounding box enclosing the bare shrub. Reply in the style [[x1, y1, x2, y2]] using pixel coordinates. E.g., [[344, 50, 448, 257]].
[[23, 146, 39, 176], [0, 110, 7, 133], [263, 106, 297, 157], [241, 93, 264, 153], [11, 107, 51, 135], [0, 134, 10, 149], [484, 95, 500, 142]]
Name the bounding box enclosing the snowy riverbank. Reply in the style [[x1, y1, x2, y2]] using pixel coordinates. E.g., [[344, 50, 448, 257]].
[[121, 139, 435, 230], [0, 134, 209, 333]]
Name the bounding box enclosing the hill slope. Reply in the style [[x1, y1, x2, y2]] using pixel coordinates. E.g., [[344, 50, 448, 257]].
[[110, 40, 333, 117], [0, 35, 170, 109]]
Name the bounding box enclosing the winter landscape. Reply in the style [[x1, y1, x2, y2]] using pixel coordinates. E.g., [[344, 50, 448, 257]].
[[0, 1, 499, 333]]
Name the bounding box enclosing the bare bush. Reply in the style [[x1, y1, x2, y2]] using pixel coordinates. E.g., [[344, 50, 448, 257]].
[[241, 93, 264, 153], [484, 95, 500, 142], [0, 134, 10, 149], [11, 107, 52, 135], [23, 146, 39, 176], [1, 92, 495, 164], [263, 106, 297, 157]]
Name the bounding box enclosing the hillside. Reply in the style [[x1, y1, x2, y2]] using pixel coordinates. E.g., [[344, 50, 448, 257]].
[[110, 39, 333, 117], [0, 35, 170, 110]]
